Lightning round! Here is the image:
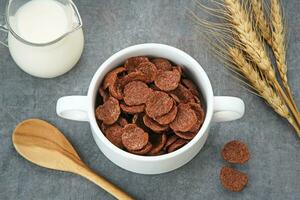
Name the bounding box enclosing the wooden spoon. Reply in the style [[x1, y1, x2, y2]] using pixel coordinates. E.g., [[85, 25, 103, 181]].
[[12, 119, 134, 200]]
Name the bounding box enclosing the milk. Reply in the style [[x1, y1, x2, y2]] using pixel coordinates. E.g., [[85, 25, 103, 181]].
[[8, 0, 84, 78]]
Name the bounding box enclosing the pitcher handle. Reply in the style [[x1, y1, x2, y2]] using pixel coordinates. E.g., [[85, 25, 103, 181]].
[[0, 15, 8, 47]]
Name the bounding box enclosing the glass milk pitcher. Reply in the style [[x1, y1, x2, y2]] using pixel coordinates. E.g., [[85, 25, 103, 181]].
[[0, 0, 84, 78]]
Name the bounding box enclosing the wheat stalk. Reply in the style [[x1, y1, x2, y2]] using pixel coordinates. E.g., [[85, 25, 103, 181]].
[[250, 0, 272, 46], [229, 47, 300, 135]]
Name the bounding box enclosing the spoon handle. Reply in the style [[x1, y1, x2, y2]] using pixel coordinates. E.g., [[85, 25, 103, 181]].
[[76, 165, 134, 200]]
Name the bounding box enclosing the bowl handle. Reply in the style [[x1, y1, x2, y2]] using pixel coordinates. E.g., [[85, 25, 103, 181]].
[[56, 96, 89, 122], [212, 96, 245, 122]]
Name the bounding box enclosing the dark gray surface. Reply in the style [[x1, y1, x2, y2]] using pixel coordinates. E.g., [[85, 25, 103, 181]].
[[1, 0, 300, 199]]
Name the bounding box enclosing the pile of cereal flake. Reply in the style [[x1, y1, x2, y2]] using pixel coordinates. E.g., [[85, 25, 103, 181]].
[[95, 56, 205, 155]]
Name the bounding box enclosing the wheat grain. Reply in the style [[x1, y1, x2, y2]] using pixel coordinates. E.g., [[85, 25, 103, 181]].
[[250, 0, 272, 45]]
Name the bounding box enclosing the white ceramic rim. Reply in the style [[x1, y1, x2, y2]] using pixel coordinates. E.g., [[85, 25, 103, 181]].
[[87, 43, 214, 162]]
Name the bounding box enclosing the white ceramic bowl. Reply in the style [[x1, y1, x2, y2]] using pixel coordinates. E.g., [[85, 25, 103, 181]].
[[56, 43, 245, 174]]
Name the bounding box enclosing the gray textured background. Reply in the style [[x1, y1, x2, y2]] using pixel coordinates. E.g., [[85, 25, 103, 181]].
[[1, 0, 300, 199]]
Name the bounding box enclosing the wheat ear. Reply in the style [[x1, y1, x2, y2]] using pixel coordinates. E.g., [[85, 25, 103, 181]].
[[250, 0, 272, 46], [223, 0, 300, 127], [229, 48, 300, 136], [270, 0, 298, 111], [223, 0, 275, 81]]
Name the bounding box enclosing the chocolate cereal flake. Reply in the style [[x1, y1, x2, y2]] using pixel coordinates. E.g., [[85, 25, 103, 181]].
[[221, 140, 250, 164], [220, 166, 248, 192], [96, 96, 120, 125], [121, 124, 149, 151]]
